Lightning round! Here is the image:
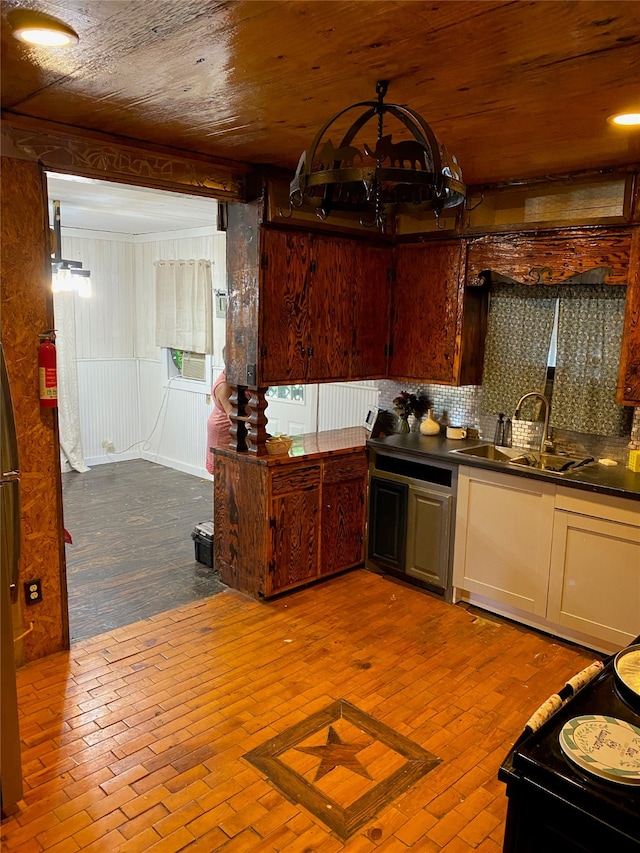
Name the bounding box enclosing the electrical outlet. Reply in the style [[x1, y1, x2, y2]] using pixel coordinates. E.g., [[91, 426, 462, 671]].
[[24, 578, 42, 605], [102, 440, 115, 452]]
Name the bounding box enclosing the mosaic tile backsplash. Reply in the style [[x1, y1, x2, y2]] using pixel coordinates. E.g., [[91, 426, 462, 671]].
[[377, 380, 640, 464]]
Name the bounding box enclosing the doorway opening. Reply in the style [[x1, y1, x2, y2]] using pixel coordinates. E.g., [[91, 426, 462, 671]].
[[47, 173, 228, 641]]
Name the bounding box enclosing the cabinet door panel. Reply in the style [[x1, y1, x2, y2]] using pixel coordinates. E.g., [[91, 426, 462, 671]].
[[406, 487, 452, 591], [351, 243, 392, 378], [269, 488, 320, 594], [390, 242, 462, 383], [453, 468, 554, 616], [547, 511, 640, 647], [321, 474, 366, 576], [260, 229, 309, 384], [367, 476, 408, 572], [307, 236, 353, 382]]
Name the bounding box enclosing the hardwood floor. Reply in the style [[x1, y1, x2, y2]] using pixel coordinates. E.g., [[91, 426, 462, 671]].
[[2, 569, 599, 851], [62, 460, 226, 643]]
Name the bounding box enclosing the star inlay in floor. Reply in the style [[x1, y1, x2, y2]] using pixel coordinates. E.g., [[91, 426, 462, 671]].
[[243, 699, 441, 839]]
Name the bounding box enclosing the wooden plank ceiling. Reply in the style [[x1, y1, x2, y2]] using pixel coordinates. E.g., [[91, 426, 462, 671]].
[[1, 0, 640, 186]]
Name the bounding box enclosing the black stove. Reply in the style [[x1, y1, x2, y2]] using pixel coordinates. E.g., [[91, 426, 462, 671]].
[[500, 639, 640, 853]]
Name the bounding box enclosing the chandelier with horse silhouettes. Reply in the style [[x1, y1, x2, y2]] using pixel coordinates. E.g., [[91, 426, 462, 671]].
[[289, 80, 466, 232]]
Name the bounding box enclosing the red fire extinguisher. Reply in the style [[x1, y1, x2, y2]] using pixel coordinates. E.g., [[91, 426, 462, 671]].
[[38, 333, 57, 408]]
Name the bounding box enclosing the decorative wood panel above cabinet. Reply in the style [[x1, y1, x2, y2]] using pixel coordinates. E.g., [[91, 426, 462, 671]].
[[463, 226, 639, 405], [466, 229, 632, 286]]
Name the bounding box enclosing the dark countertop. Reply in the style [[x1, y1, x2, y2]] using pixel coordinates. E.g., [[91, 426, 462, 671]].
[[367, 432, 640, 501]]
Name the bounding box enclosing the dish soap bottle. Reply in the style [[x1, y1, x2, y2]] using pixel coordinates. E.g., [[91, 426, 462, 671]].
[[420, 408, 440, 436], [503, 417, 512, 448], [494, 413, 505, 446]]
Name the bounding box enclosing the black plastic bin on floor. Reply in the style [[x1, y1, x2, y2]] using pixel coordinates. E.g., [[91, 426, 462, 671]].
[[192, 521, 214, 568]]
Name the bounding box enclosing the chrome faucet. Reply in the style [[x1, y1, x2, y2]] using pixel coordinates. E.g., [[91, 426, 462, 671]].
[[514, 392, 553, 454]]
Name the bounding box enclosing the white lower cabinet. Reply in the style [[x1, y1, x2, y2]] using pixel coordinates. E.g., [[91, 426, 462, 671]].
[[547, 488, 640, 648], [453, 467, 555, 617], [453, 467, 640, 653]]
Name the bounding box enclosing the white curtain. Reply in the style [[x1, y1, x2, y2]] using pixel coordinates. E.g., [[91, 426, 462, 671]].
[[54, 291, 90, 473], [154, 259, 213, 354]]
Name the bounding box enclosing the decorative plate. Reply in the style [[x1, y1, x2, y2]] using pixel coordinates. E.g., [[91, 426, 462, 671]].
[[559, 715, 640, 785], [615, 646, 640, 700]]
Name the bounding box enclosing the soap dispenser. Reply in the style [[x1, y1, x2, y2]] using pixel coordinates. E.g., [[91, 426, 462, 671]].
[[494, 413, 505, 446], [503, 418, 512, 448]]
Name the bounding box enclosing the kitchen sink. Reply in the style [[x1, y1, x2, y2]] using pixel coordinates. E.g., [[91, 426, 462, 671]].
[[508, 452, 595, 473], [451, 444, 595, 474], [451, 444, 517, 462]]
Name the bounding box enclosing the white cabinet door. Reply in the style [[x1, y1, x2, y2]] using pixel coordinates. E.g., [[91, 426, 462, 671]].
[[547, 510, 640, 648], [453, 467, 555, 617]]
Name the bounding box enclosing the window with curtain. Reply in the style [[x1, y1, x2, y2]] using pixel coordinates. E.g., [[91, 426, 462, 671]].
[[154, 259, 213, 354], [481, 280, 631, 436], [481, 282, 559, 418], [552, 284, 631, 435]]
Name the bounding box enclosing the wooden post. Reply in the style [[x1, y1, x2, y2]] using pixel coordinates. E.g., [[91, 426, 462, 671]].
[[245, 387, 269, 455], [228, 385, 248, 452]]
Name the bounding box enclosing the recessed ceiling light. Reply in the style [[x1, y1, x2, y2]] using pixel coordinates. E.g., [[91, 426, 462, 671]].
[[608, 112, 640, 127], [10, 10, 79, 47]]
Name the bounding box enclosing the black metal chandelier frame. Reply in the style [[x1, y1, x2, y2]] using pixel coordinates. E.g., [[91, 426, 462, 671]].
[[289, 81, 466, 230]]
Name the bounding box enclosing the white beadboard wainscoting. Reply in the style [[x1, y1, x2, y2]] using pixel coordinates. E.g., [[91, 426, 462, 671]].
[[78, 359, 141, 467], [318, 380, 378, 431]]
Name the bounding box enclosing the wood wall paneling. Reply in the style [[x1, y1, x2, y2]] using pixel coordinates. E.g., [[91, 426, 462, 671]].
[[618, 228, 640, 404], [0, 157, 67, 660], [226, 199, 262, 388]]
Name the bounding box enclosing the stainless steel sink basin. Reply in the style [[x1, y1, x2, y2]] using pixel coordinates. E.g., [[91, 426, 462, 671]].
[[451, 444, 595, 474], [452, 444, 515, 462], [508, 452, 595, 474]]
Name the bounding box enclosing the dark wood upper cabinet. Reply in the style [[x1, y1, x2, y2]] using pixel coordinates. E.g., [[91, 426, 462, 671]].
[[306, 235, 354, 382], [260, 228, 309, 384], [351, 243, 393, 378], [389, 241, 487, 386], [227, 198, 636, 401], [226, 199, 392, 388]]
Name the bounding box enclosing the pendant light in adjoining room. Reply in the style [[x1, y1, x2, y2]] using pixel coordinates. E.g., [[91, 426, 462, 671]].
[[51, 201, 92, 297]]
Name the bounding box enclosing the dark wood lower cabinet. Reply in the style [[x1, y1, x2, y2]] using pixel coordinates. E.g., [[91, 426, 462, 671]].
[[214, 448, 367, 598], [320, 455, 367, 577]]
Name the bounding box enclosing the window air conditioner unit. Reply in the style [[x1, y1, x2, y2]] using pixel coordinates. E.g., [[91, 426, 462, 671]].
[[180, 351, 206, 381]]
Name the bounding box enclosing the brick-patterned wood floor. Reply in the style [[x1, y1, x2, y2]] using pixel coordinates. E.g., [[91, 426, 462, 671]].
[[2, 569, 598, 852]]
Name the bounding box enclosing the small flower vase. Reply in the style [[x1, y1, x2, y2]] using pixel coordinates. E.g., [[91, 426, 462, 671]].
[[397, 415, 410, 434], [408, 413, 419, 432], [419, 408, 440, 436]]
